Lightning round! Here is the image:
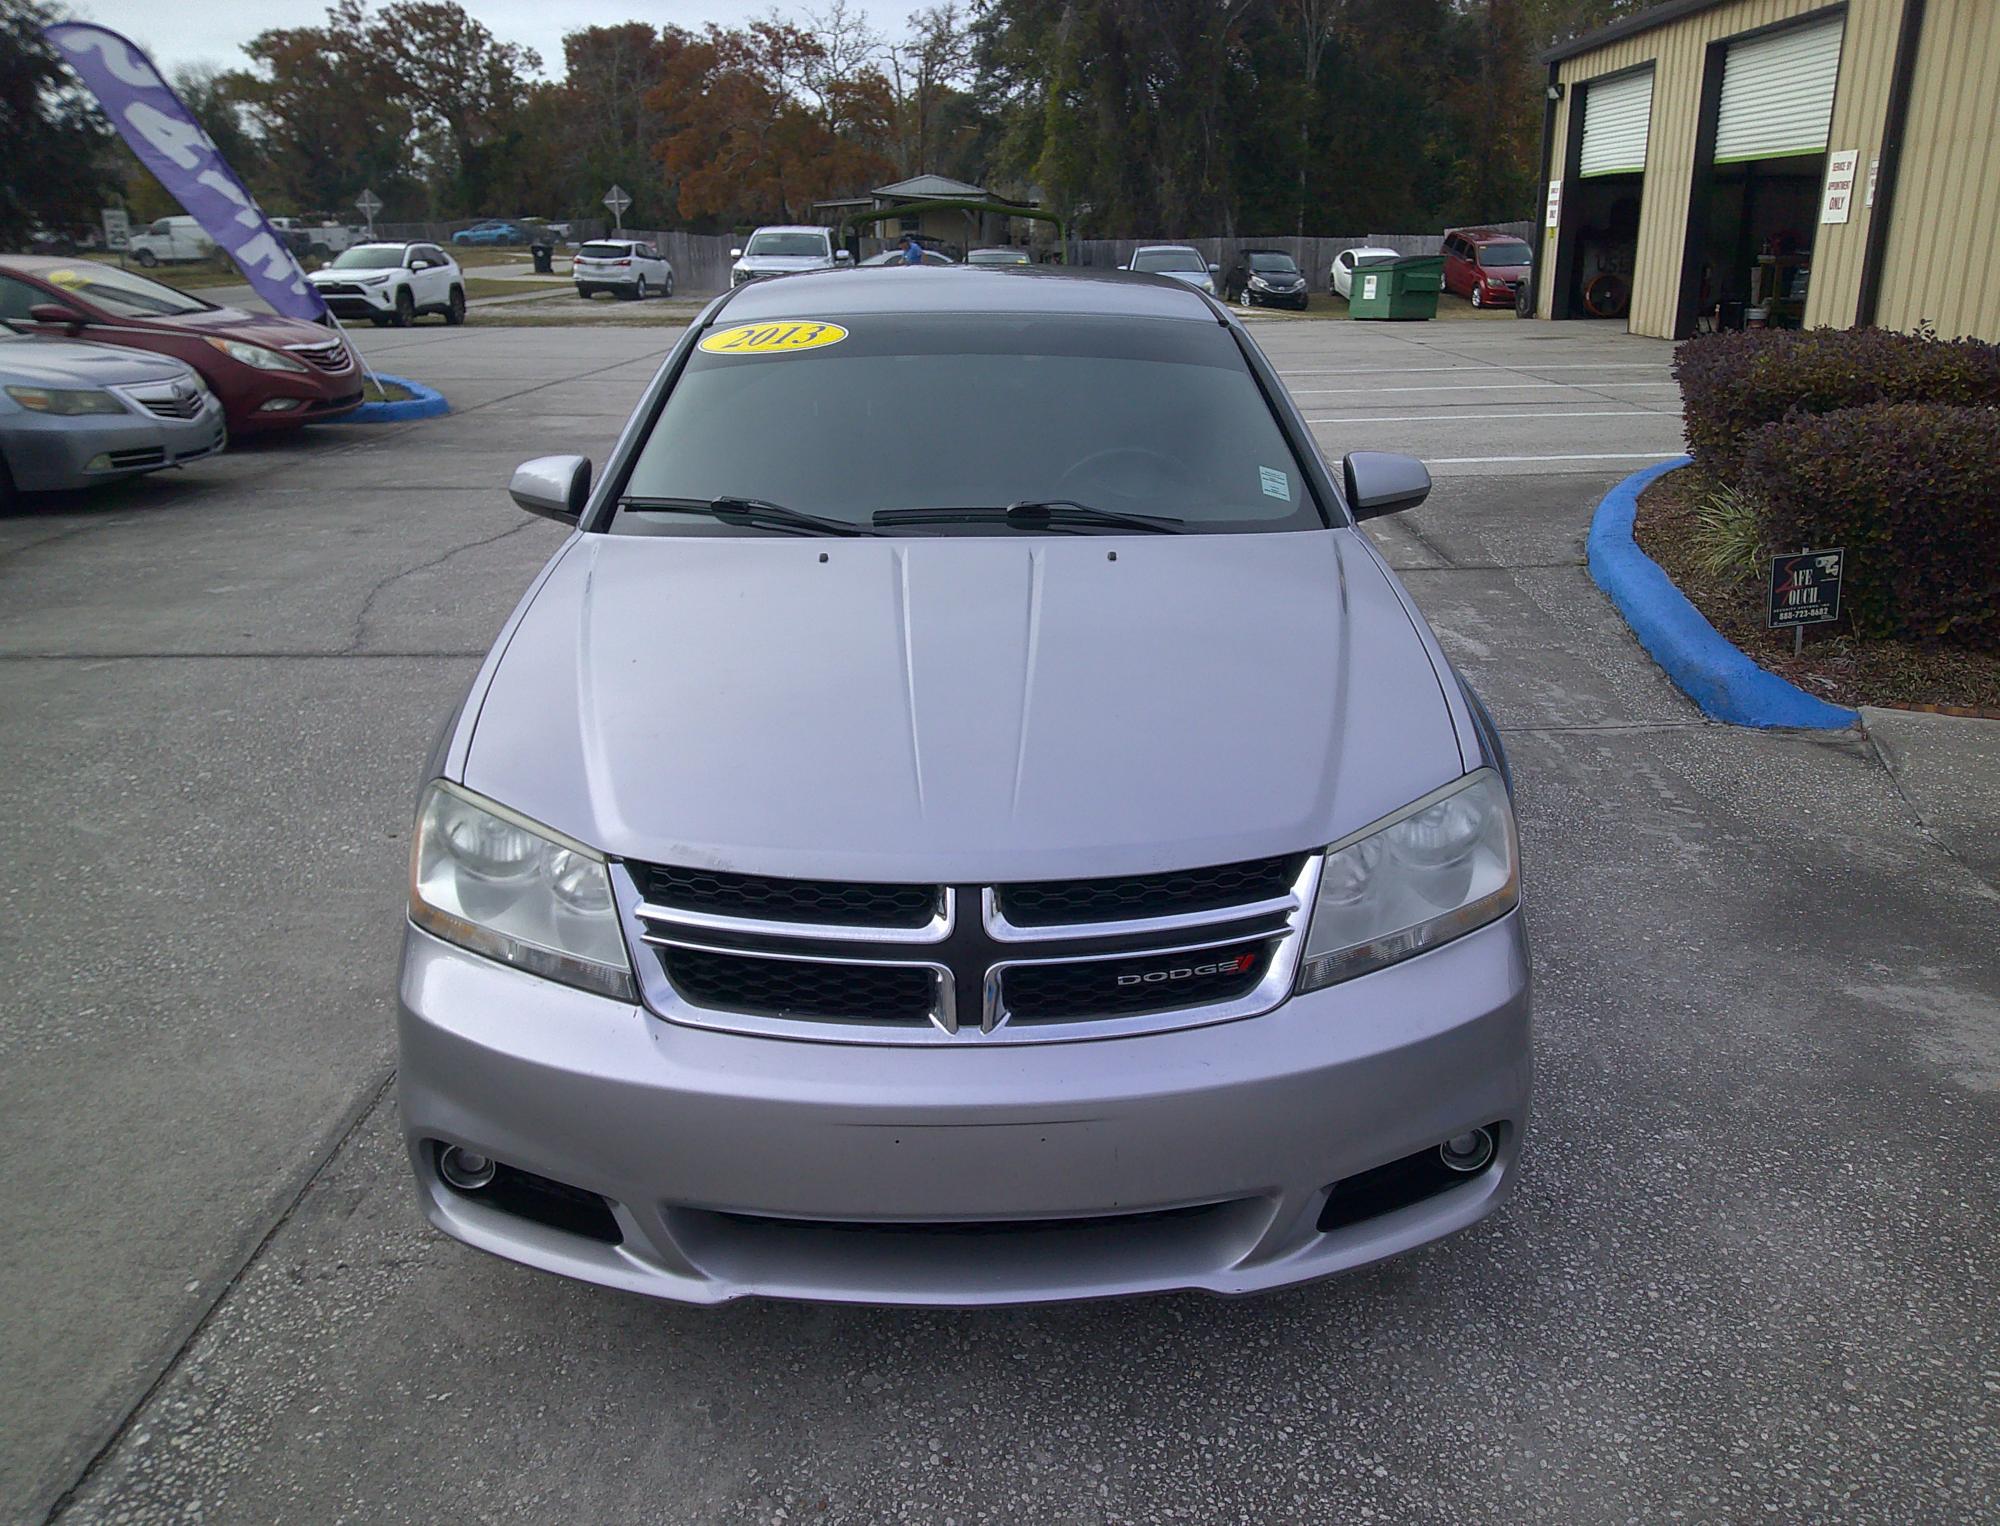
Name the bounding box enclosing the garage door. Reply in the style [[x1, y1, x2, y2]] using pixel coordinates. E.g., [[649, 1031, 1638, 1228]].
[[1714, 16, 1845, 163], [1579, 69, 1654, 177]]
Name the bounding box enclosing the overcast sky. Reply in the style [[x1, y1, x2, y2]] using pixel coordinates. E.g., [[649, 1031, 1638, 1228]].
[[62, 0, 794, 80]]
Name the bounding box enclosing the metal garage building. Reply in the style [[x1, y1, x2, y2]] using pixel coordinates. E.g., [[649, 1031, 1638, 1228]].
[[1532, 0, 2000, 340]]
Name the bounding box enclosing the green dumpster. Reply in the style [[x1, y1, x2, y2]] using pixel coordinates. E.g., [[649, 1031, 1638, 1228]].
[[1346, 254, 1443, 320]]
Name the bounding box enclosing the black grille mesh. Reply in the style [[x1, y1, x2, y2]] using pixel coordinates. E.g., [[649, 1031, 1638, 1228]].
[[638, 863, 938, 928], [658, 946, 936, 1023], [1003, 941, 1269, 1022], [996, 856, 1303, 927]]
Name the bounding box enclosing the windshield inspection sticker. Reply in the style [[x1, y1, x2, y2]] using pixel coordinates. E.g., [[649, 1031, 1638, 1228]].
[[699, 320, 849, 356], [1259, 466, 1291, 501]]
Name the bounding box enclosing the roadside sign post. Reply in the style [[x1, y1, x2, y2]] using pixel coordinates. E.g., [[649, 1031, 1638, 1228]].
[[602, 184, 631, 234], [102, 207, 129, 268], [355, 189, 382, 240], [1768, 547, 1845, 655]]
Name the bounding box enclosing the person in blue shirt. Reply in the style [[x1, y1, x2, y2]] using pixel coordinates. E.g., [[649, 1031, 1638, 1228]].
[[902, 233, 924, 265]]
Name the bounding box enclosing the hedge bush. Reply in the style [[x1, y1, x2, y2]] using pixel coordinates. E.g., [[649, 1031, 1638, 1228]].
[[1740, 402, 2000, 649], [1675, 328, 2000, 481]]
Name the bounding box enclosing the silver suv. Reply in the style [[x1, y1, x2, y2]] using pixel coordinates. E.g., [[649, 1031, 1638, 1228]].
[[399, 267, 1531, 1306]]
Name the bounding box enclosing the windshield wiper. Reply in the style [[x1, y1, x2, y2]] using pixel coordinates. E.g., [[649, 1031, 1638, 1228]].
[[617, 495, 877, 537], [872, 500, 1184, 534]]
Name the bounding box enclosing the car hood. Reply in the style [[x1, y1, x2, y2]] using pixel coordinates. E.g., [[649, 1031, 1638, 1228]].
[[138, 305, 338, 345], [1478, 264, 1530, 280], [0, 336, 192, 387], [735, 255, 834, 273], [1250, 272, 1305, 285], [462, 530, 1464, 883], [1152, 270, 1213, 286]]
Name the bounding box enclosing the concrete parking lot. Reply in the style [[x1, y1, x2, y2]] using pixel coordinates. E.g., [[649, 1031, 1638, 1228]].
[[3, 310, 1995, 1524]]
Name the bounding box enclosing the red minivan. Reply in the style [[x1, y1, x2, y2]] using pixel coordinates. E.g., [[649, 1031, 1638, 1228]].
[[1441, 228, 1534, 310], [0, 257, 363, 434]]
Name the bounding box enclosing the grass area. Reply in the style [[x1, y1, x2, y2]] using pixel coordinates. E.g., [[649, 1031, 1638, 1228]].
[[1634, 465, 2000, 712], [361, 377, 415, 403], [70, 253, 246, 290], [460, 276, 568, 300]]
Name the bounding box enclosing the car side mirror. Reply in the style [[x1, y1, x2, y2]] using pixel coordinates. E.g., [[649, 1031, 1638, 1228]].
[[834, 249, 853, 264], [510, 454, 591, 525], [1342, 451, 1431, 520], [30, 302, 84, 331], [1209, 262, 1221, 275], [730, 247, 743, 258]]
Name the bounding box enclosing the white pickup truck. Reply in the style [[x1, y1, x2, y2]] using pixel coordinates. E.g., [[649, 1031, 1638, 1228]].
[[268, 218, 365, 259], [124, 216, 215, 267]]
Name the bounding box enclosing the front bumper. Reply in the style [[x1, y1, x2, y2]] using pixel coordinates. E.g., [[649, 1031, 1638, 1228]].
[[311, 283, 397, 317], [398, 910, 1532, 1305], [1, 395, 225, 490]]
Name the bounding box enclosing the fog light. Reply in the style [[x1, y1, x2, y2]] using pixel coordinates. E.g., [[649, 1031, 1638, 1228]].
[[84, 453, 112, 471], [257, 397, 304, 412], [1439, 1128, 1496, 1174], [438, 1145, 497, 1191]]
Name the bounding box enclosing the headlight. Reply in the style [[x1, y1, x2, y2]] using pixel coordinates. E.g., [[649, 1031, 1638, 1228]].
[[5, 384, 125, 415], [409, 781, 636, 1001], [355, 273, 392, 285], [203, 337, 309, 372], [1297, 769, 1518, 992], [1249, 275, 1271, 290]]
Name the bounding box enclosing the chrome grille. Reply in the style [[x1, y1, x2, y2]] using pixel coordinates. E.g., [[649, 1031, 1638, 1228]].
[[618, 856, 1319, 1046], [116, 381, 205, 419], [286, 339, 352, 372]]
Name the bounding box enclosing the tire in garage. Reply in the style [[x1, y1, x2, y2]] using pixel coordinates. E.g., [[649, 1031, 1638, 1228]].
[[1583, 272, 1631, 320]]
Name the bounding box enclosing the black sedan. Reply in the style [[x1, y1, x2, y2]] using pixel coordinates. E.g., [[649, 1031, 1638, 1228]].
[[1222, 250, 1310, 309]]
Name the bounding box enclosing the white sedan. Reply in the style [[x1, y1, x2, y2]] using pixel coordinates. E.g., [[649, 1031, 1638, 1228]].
[[1330, 246, 1400, 299], [573, 240, 674, 300]]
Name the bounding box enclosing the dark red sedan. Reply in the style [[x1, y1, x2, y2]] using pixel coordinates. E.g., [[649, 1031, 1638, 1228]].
[[0, 257, 363, 434]]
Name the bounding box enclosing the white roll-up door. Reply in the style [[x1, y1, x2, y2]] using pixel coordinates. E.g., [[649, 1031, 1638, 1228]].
[[1579, 69, 1654, 178], [1714, 16, 1845, 163]]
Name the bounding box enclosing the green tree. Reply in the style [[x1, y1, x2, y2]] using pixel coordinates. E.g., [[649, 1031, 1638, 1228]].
[[0, 0, 114, 247], [373, 1, 541, 215]]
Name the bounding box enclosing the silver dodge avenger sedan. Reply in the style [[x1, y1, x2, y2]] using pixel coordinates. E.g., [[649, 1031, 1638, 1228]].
[[400, 267, 1530, 1305]]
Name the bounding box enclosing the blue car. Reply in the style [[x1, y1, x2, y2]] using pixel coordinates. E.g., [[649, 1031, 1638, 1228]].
[[451, 220, 528, 247]]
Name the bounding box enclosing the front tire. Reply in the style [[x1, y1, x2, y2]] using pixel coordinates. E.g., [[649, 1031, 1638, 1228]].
[[444, 286, 465, 325], [134, 249, 157, 268], [1470, 286, 1484, 309], [391, 288, 415, 327]]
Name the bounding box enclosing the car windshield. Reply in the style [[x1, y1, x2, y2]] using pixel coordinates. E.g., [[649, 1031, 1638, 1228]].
[[35, 264, 212, 317], [1131, 249, 1205, 273], [746, 232, 829, 257], [616, 314, 1321, 535], [1248, 254, 1299, 273], [1477, 242, 1533, 267], [330, 247, 407, 269], [578, 243, 633, 259]]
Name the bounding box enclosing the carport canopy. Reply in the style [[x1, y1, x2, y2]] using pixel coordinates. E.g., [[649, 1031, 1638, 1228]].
[[839, 199, 1069, 246]]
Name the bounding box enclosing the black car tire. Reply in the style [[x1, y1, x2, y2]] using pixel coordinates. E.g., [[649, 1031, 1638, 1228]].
[[391, 288, 415, 327], [577, 286, 593, 300], [371, 315, 390, 327], [134, 249, 158, 268], [0, 453, 18, 513], [635, 276, 650, 300], [664, 271, 674, 297], [1471, 286, 1484, 309], [445, 286, 466, 325]]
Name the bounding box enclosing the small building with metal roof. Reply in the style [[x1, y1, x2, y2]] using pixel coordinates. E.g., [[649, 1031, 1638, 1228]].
[[1530, 0, 1998, 340]]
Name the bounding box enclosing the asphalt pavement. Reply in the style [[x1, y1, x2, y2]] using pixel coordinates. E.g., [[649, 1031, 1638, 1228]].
[[2, 308, 1995, 1524]]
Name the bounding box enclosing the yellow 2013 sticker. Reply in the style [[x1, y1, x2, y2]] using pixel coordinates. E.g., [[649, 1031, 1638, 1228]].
[[699, 320, 849, 356]]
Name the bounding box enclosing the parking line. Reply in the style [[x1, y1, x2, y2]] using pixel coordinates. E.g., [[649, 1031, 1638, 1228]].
[[1421, 452, 1683, 464], [1306, 409, 1676, 425], [1273, 363, 1665, 376], [1289, 381, 1678, 395]]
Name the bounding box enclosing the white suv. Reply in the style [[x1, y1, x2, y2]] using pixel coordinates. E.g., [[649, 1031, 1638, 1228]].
[[307, 242, 465, 327], [730, 225, 850, 286], [573, 241, 673, 300]]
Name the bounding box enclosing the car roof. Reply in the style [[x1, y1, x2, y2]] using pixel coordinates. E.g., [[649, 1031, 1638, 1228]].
[[1447, 227, 1524, 243], [1131, 243, 1201, 253], [716, 265, 1220, 323], [749, 224, 828, 236]]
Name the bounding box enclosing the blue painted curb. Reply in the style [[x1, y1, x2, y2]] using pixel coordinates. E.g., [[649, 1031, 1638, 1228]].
[[326, 373, 449, 424], [1586, 455, 1859, 731]]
